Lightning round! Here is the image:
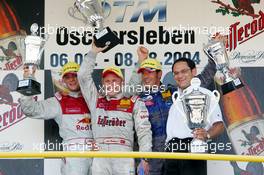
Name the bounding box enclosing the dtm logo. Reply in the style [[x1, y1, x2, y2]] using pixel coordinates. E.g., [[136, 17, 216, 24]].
[[102, 0, 167, 22], [76, 116, 92, 131]]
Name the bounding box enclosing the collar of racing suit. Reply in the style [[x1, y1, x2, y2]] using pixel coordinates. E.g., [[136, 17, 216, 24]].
[[105, 92, 124, 101], [67, 91, 82, 98]]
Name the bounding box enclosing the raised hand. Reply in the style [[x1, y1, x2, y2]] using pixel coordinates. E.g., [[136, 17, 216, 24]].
[[137, 46, 149, 64], [91, 41, 109, 54]]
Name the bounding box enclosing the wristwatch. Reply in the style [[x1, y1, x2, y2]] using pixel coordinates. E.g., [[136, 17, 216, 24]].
[[206, 132, 212, 141]]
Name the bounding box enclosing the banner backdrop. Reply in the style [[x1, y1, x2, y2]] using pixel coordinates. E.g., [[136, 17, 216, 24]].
[[44, 0, 264, 71], [0, 0, 264, 175], [43, 1, 264, 174]]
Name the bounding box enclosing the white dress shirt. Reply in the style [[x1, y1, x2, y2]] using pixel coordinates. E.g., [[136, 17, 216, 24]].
[[166, 90, 223, 143]]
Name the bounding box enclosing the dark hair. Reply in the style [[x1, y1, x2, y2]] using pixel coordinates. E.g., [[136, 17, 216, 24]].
[[171, 57, 196, 72]]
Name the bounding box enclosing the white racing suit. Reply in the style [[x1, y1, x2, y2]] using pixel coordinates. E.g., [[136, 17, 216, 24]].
[[20, 92, 93, 175], [78, 51, 152, 175]]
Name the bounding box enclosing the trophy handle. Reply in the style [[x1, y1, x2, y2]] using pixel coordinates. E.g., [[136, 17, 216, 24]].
[[172, 91, 179, 104], [212, 90, 220, 102], [43, 33, 49, 42], [207, 90, 220, 123], [36, 47, 44, 66], [68, 6, 88, 24], [36, 34, 48, 66], [19, 37, 26, 62]]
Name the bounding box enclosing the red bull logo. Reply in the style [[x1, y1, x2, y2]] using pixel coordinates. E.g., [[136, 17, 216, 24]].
[[77, 117, 91, 124], [76, 117, 92, 131]]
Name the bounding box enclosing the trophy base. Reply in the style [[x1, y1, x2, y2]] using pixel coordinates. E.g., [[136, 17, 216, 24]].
[[16, 79, 41, 96], [190, 139, 208, 153], [94, 27, 120, 53], [221, 78, 244, 95]]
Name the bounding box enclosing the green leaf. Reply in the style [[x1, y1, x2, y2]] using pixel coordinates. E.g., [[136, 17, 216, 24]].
[[216, 8, 222, 13], [231, 11, 240, 17], [251, 0, 260, 3], [232, 0, 239, 8], [225, 7, 230, 14], [216, 8, 229, 16]]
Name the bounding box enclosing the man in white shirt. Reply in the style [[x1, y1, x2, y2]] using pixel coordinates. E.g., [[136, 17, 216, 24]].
[[164, 57, 225, 175]]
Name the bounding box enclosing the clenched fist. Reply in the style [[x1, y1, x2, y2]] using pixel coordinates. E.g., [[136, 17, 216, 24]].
[[137, 46, 149, 64], [23, 64, 37, 79]]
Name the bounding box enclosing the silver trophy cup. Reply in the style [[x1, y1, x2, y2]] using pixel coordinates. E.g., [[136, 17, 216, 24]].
[[16, 23, 48, 96], [172, 78, 220, 153], [204, 39, 243, 94], [68, 0, 120, 52]]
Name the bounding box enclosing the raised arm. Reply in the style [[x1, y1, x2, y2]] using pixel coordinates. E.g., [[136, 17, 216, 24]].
[[198, 33, 229, 88], [77, 43, 107, 115], [77, 50, 98, 115], [197, 59, 216, 89], [20, 96, 61, 119], [123, 46, 148, 97]]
